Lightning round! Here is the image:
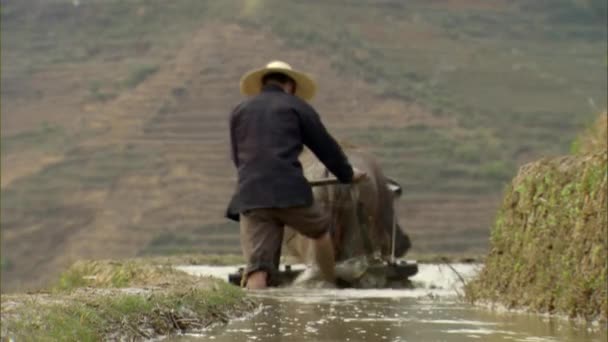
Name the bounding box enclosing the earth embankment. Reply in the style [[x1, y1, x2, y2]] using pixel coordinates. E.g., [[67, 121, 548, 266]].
[[467, 112, 607, 321], [0, 259, 255, 340]]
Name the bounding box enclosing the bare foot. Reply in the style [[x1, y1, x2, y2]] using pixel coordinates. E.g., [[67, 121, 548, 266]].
[[246, 271, 268, 289]]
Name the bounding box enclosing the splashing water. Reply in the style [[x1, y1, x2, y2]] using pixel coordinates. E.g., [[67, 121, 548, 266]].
[[172, 264, 606, 342]]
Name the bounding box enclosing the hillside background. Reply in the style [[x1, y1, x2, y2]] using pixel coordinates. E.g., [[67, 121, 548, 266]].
[[1, 0, 606, 291]]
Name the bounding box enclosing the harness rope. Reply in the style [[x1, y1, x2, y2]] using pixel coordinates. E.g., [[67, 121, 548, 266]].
[[391, 211, 397, 263]]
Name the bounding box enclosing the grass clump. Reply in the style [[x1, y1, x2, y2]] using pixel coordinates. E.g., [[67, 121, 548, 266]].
[[54, 259, 199, 291], [87, 80, 118, 102], [2, 279, 250, 341], [0, 123, 72, 156], [123, 64, 159, 89], [0, 257, 14, 272], [467, 111, 607, 321], [572, 111, 608, 155], [2, 258, 254, 340], [466, 150, 607, 321], [54, 256, 246, 292]]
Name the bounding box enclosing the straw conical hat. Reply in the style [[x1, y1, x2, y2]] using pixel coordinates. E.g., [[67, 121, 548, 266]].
[[240, 60, 316, 100]]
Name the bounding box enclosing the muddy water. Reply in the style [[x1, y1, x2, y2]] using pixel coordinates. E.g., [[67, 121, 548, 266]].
[[171, 264, 606, 342]]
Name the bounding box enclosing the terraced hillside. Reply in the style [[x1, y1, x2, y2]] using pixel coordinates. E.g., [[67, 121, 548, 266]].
[[1, 0, 606, 290]]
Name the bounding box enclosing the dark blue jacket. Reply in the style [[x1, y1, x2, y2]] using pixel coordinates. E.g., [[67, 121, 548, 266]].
[[226, 84, 353, 220]]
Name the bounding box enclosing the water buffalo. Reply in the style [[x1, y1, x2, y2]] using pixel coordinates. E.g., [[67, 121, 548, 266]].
[[283, 148, 411, 268]]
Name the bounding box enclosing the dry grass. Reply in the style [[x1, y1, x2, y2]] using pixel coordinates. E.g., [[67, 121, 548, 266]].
[[54, 259, 200, 291], [2, 259, 255, 340], [576, 111, 608, 155], [467, 112, 607, 320], [466, 151, 607, 321], [53, 255, 245, 292]]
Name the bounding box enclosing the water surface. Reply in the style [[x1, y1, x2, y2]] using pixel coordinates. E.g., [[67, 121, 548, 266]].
[[171, 264, 606, 342]]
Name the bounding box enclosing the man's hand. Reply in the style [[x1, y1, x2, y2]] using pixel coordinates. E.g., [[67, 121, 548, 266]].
[[352, 167, 367, 182]]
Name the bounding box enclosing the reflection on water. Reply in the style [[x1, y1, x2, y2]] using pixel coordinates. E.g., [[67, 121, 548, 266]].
[[170, 264, 606, 342]]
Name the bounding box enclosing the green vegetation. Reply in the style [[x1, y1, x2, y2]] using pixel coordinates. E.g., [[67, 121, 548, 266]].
[[2, 282, 249, 341], [123, 64, 159, 89], [1, 0, 606, 289], [1, 123, 72, 155], [1, 146, 156, 226], [347, 125, 515, 194], [466, 113, 607, 320], [2, 259, 254, 340], [139, 222, 240, 256], [3, 1, 605, 170], [1, 0, 211, 77], [0, 257, 13, 272], [87, 80, 118, 102], [54, 259, 200, 291], [2, 0, 604, 202], [54, 257, 244, 292], [525, 0, 608, 25], [85, 63, 160, 101], [239, 0, 605, 196], [572, 111, 608, 154]]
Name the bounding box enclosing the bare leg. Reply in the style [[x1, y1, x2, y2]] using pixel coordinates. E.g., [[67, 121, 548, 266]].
[[314, 231, 336, 282], [246, 271, 268, 289], [240, 209, 282, 290]]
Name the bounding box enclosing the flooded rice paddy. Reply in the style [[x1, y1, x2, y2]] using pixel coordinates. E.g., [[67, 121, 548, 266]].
[[170, 264, 606, 342]]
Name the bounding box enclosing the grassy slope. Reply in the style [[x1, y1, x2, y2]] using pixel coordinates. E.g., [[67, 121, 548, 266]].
[[466, 113, 607, 320], [238, 0, 606, 193], [3, 0, 605, 192], [1, 0, 606, 289]]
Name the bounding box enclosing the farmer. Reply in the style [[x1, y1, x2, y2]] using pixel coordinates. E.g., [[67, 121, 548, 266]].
[[226, 61, 365, 289]]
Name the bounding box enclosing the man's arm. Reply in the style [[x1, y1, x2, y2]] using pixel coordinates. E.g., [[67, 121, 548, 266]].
[[226, 106, 241, 222], [229, 107, 240, 168], [297, 102, 354, 183]]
